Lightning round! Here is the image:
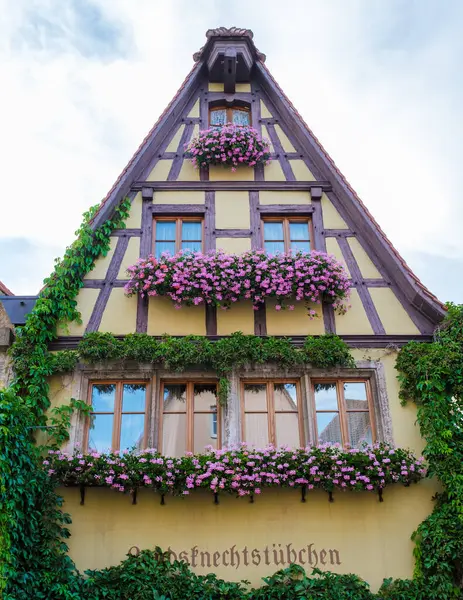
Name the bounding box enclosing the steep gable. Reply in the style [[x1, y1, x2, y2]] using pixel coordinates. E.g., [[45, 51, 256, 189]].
[[56, 27, 444, 344]]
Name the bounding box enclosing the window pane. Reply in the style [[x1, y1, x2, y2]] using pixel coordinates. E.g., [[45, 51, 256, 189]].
[[289, 222, 309, 240], [274, 383, 298, 412], [347, 413, 372, 447], [155, 241, 176, 258], [290, 240, 311, 253], [275, 413, 300, 448], [122, 384, 146, 412], [316, 412, 342, 445], [245, 413, 269, 447], [182, 221, 202, 241], [194, 413, 218, 453], [156, 221, 176, 240], [120, 414, 145, 451], [210, 109, 226, 126], [88, 414, 113, 452], [232, 109, 250, 126], [314, 383, 338, 411], [163, 384, 187, 412], [244, 384, 267, 412], [181, 241, 202, 253], [194, 383, 217, 411], [264, 221, 283, 240], [91, 384, 116, 412], [344, 382, 368, 411], [264, 241, 285, 255], [162, 413, 186, 457]]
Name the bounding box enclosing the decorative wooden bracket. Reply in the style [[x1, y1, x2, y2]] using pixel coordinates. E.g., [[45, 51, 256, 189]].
[[301, 486, 307, 503], [214, 492, 219, 505], [310, 186, 323, 201], [328, 491, 334, 503], [223, 47, 237, 94], [79, 484, 85, 506]]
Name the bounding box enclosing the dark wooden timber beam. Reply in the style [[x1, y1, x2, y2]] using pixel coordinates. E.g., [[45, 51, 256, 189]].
[[132, 181, 332, 192], [257, 204, 314, 214], [49, 333, 434, 351], [214, 229, 252, 237], [150, 204, 206, 215]]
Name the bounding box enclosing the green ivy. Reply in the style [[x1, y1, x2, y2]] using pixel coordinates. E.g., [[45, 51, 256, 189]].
[[51, 331, 355, 404], [395, 302, 463, 598]]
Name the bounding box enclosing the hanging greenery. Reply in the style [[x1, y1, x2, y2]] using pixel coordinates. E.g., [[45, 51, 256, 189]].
[[50, 331, 356, 405]]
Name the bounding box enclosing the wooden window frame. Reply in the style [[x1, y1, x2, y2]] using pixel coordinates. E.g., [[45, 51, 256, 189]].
[[209, 105, 251, 127], [261, 216, 314, 253], [311, 379, 376, 448], [152, 216, 204, 256], [159, 380, 221, 454], [84, 381, 150, 452], [240, 379, 304, 447]]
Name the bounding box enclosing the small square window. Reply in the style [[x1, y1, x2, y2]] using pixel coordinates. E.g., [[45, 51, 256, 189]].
[[153, 217, 203, 258], [262, 218, 312, 254]]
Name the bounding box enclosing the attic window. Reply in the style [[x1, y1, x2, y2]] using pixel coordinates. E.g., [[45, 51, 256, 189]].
[[209, 106, 250, 127]]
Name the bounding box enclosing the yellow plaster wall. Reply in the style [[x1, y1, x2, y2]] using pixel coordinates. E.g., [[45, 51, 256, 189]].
[[263, 161, 286, 181], [166, 124, 185, 152], [177, 160, 200, 181], [369, 288, 420, 335], [147, 160, 173, 181], [347, 238, 382, 279], [215, 192, 250, 229], [260, 100, 273, 118], [261, 125, 273, 150], [274, 124, 296, 152], [62, 481, 436, 592], [191, 124, 199, 140], [188, 99, 200, 118], [266, 301, 325, 336], [290, 160, 315, 181], [334, 289, 374, 335], [99, 289, 137, 335], [216, 237, 251, 254], [58, 288, 99, 336], [209, 165, 255, 181], [350, 348, 424, 454], [325, 238, 350, 277], [321, 194, 349, 229], [208, 83, 224, 92], [124, 193, 142, 228], [217, 302, 254, 335], [84, 237, 117, 280], [259, 191, 311, 205], [117, 237, 140, 279], [147, 297, 206, 335], [153, 191, 205, 204], [236, 83, 251, 92]]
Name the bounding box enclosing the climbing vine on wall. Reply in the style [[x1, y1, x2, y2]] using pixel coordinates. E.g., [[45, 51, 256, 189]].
[[0, 188, 462, 598]]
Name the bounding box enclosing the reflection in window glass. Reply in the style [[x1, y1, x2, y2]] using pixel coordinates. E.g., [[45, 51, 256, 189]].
[[91, 384, 116, 412], [347, 413, 372, 448], [245, 413, 269, 447], [244, 384, 267, 412], [122, 384, 146, 412], [88, 414, 114, 452], [274, 383, 298, 411], [162, 413, 187, 457], [163, 384, 187, 412], [344, 382, 368, 410], [120, 414, 145, 451], [317, 412, 342, 445], [314, 383, 338, 411]]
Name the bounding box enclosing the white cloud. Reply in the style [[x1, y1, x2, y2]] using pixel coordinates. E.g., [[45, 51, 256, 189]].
[[0, 0, 461, 298]]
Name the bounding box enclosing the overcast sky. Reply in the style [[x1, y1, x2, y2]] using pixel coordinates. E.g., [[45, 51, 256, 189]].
[[1, 0, 462, 301]]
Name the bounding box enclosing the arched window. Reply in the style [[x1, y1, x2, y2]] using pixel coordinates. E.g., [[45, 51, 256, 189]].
[[209, 105, 251, 127]]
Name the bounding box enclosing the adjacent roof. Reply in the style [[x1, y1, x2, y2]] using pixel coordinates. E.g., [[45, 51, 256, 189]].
[[0, 281, 14, 296], [0, 296, 38, 325]]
